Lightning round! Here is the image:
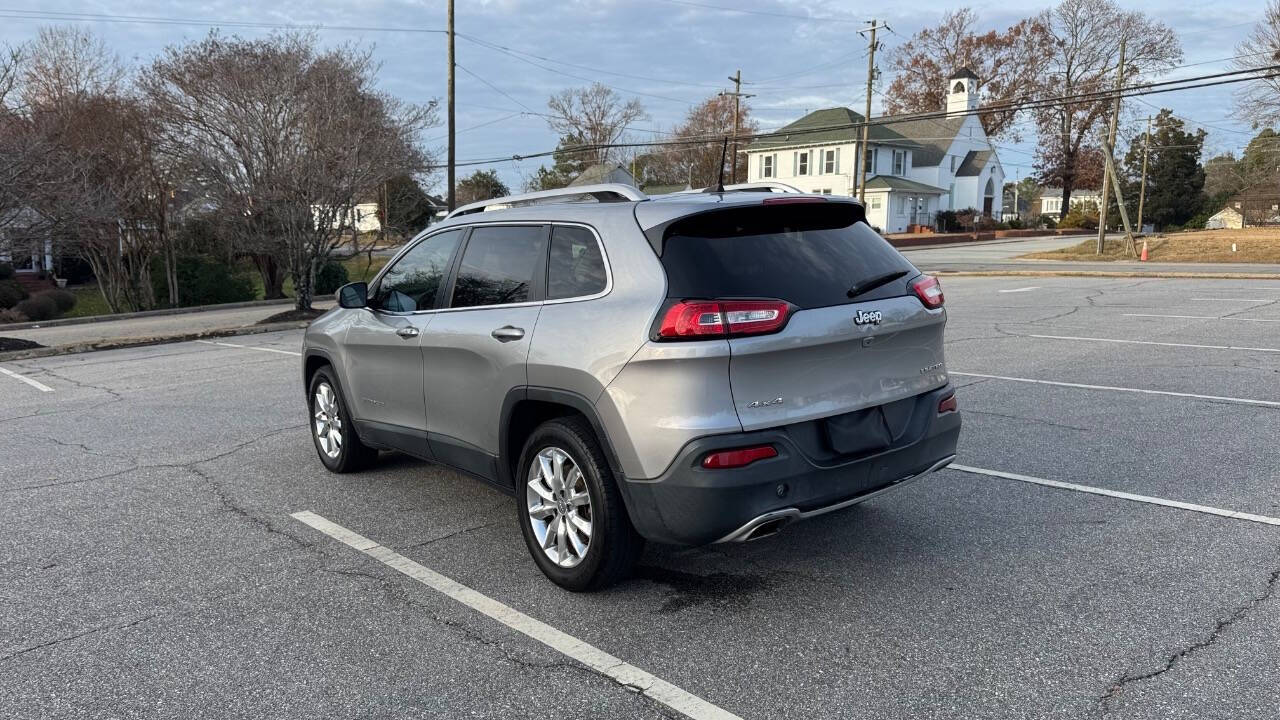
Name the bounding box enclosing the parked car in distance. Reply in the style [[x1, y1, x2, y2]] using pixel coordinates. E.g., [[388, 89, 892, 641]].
[[302, 183, 960, 590]]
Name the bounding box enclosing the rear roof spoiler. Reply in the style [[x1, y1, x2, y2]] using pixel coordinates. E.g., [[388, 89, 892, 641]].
[[446, 183, 647, 219]]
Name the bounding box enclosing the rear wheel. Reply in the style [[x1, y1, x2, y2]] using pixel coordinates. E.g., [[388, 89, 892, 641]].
[[308, 366, 377, 473], [516, 417, 643, 591]]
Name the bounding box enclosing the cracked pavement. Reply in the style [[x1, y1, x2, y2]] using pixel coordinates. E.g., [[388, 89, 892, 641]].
[[5, 275, 1280, 719]]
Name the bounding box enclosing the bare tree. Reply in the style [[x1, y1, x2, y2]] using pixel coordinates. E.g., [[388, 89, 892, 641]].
[[142, 32, 438, 311], [20, 26, 124, 110], [1031, 0, 1182, 219], [1233, 1, 1280, 128], [885, 8, 1054, 140], [546, 83, 647, 167], [639, 94, 755, 188]]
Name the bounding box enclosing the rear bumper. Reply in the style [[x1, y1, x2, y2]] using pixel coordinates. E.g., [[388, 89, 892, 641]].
[[619, 384, 961, 546]]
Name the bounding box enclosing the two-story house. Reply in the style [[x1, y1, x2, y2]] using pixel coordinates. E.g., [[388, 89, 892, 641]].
[[745, 68, 1005, 234]]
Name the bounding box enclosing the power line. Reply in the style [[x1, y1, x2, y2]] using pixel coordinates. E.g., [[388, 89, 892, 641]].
[[455, 64, 538, 114], [433, 66, 1280, 169], [648, 0, 863, 24], [0, 8, 447, 34]]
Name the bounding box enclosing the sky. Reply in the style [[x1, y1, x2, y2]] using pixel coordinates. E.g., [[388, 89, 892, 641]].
[[0, 0, 1271, 193]]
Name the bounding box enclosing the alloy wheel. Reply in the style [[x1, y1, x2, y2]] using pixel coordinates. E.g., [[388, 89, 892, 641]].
[[313, 382, 343, 459], [526, 446, 593, 568]]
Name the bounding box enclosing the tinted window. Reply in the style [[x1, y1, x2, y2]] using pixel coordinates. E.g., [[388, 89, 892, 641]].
[[547, 226, 607, 300], [374, 229, 463, 312], [451, 225, 547, 308], [660, 203, 914, 309]]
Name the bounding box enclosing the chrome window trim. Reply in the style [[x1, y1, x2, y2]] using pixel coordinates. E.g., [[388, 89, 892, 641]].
[[367, 220, 613, 317]]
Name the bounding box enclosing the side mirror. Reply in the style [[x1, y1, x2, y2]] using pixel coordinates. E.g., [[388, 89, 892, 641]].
[[337, 281, 368, 309]]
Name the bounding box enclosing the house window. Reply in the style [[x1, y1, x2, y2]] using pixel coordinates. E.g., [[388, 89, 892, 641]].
[[864, 148, 876, 175], [948, 183, 955, 210], [949, 156, 957, 173], [794, 151, 809, 176], [893, 150, 906, 176], [869, 196, 882, 210], [761, 154, 774, 178], [822, 148, 839, 174]]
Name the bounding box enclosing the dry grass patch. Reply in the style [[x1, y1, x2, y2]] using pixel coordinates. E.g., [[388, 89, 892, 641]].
[[1021, 228, 1280, 263]]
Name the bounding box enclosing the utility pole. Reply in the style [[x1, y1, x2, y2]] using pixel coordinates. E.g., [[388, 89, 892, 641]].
[[857, 20, 889, 202], [1102, 138, 1137, 255], [1096, 36, 1125, 254], [719, 70, 753, 185], [446, 0, 456, 212], [1137, 115, 1152, 233]]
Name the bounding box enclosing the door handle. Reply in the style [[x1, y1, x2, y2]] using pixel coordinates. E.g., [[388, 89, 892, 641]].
[[395, 327, 420, 339], [491, 326, 525, 342]]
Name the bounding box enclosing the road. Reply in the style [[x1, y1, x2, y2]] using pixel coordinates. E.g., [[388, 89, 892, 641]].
[[3, 276, 1280, 719], [901, 234, 1280, 275]]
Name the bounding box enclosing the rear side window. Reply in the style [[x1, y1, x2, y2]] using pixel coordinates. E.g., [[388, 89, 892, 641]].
[[547, 225, 607, 300], [374, 228, 464, 312], [451, 225, 547, 308], [660, 203, 914, 309]]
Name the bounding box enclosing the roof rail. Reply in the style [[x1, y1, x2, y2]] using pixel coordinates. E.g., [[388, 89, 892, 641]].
[[671, 181, 803, 195], [446, 183, 648, 218]]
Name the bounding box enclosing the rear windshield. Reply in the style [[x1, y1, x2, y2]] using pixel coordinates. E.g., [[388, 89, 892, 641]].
[[660, 203, 916, 309]]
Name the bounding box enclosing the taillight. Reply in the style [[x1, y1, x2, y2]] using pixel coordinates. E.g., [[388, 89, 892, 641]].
[[656, 299, 791, 340], [911, 275, 944, 309], [938, 392, 958, 414], [701, 445, 778, 469]]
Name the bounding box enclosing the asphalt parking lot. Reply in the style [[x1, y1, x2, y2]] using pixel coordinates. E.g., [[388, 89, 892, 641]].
[[4, 275, 1280, 719]]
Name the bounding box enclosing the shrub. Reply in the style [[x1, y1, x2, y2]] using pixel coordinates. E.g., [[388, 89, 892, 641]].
[[56, 257, 95, 285], [935, 210, 960, 233], [0, 262, 13, 280], [0, 279, 26, 309], [1039, 215, 1058, 230], [15, 293, 57, 321], [0, 308, 26, 324], [1058, 201, 1099, 230], [1006, 217, 1024, 230], [315, 261, 350, 295], [152, 255, 257, 307], [42, 289, 76, 314]]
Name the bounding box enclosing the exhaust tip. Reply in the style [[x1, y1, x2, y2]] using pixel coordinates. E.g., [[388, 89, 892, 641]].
[[744, 517, 789, 541]]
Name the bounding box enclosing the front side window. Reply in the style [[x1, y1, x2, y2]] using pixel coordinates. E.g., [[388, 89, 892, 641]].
[[547, 225, 607, 300], [864, 149, 877, 175], [893, 150, 906, 176], [823, 148, 839, 174], [795, 151, 809, 176], [761, 154, 774, 178], [451, 225, 547, 308], [373, 228, 464, 312]]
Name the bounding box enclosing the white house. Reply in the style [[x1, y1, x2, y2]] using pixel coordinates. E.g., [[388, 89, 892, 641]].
[[1205, 206, 1244, 230], [1037, 188, 1104, 216], [745, 68, 1005, 233]]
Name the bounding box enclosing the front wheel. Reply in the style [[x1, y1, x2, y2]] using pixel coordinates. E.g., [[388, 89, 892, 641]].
[[308, 366, 378, 473], [516, 417, 643, 591]]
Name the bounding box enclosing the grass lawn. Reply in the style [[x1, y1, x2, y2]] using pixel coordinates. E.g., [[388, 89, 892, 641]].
[[1021, 228, 1280, 263], [62, 286, 116, 319]]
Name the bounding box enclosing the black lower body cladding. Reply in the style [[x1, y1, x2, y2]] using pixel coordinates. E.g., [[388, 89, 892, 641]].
[[619, 384, 961, 546]]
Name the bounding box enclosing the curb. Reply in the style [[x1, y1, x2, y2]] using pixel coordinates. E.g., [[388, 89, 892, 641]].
[[930, 269, 1280, 280], [0, 321, 309, 362], [0, 297, 301, 332]]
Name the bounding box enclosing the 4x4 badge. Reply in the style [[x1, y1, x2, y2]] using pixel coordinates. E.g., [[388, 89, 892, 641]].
[[854, 309, 882, 326]]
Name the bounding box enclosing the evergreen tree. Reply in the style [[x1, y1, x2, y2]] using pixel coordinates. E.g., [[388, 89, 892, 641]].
[[1121, 109, 1206, 229]]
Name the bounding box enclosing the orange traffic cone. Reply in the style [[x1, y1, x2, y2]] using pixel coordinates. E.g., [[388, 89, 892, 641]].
[[1140, 240, 1148, 262]]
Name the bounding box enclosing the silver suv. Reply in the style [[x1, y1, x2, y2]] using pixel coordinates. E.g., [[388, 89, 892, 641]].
[[302, 183, 960, 590]]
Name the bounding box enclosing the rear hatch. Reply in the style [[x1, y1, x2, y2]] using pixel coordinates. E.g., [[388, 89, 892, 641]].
[[654, 199, 948, 435]]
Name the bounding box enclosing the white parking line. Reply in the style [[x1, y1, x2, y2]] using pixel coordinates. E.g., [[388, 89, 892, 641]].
[[1025, 334, 1280, 354], [0, 365, 54, 392], [1123, 313, 1280, 323], [998, 286, 1040, 293], [196, 339, 301, 357], [1190, 297, 1280, 302], [950, 464, 1280, 527], [950, 371, 1280, 408], [290, 511, 743, 720]]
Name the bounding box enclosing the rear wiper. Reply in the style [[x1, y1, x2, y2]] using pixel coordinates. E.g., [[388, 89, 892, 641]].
[[847, 270, 909, 299]]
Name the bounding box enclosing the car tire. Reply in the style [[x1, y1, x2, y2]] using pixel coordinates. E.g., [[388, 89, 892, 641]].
[[308, 366, 378, 473], [516, 416, 643, 591]]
